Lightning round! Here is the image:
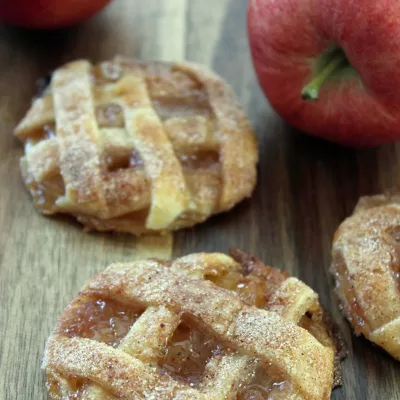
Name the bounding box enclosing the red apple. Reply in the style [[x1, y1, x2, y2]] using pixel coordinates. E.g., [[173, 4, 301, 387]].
[[0, 0, 112, 29], [247, 0, 400, 147]]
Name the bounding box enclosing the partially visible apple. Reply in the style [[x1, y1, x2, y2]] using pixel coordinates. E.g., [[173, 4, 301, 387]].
[[247, 0, 400, 147], [0, 0, 112, 29]]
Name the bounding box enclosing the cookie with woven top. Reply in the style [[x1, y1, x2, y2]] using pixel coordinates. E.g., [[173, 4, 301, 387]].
[[43, 249, 345, 399], [331, 189, 400, 360], [14, 56, 258, 234]]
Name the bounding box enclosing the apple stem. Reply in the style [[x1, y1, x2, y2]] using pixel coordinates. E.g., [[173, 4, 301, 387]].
[[301, 50, 348, 101]]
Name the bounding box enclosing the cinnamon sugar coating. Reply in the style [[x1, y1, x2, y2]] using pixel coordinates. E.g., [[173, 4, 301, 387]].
[[44, 250, 344, 399], [331, 189, 400, 360], [15, 57, 258, 234]]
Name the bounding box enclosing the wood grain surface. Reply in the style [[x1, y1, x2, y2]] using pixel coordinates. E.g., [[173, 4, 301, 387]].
[[0, 1, 399, 399]]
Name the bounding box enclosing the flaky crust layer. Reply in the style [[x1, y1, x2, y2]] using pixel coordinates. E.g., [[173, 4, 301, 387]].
[[15, 57, 258, 234], [331, 190, 400, 360], [43, 251, 342, 400]]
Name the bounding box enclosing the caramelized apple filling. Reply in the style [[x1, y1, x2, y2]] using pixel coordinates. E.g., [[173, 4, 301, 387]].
[[179, 151, 219, 170], [205, 250, 288, 308], [47, 252, 339, 398], [24, 173, 65, 214], [205, 267, 270, 307], [46, 373, 88, 400], [160, 323, 223, 387], [105, 149, 144, 172], [333, 261, 370, 336], [24, 123, 56, 152], [158, 322, 291, 399], [204, 268, 243, 291], [61, 296, 143, 348], [237, 363, 289, 400]]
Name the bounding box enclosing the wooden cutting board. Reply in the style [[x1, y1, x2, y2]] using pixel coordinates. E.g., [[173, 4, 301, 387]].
[[0, 1, 399, 399]]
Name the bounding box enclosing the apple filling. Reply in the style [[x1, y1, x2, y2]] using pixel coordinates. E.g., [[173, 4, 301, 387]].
[[179, 150, 219, 170], [104, 148, 218, 174], [56, 294, 289, 398], [48, 297, 143, 399], [24, 123, 56, 153], [54, 255, 334, 398], [237, 363, 290, 400], [22, 141, 65, 215], [206, 250, 288, 308], [61, 296, 143, 347], [160, 323, 223, 387], [25, 175, 65, 214], [104, 149, 144, 172], [159, 323, 288, 399], [46, 373, 88, 400], [92, 60, 212, 120]]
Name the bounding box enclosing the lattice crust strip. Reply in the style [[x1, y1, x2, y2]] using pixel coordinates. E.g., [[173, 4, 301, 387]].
[[14, 56, 258, 234], [44, 252, 339, 400], [331, 191, 400, 360], [115, 72, 191, 229], [52, 61, 108, 217]]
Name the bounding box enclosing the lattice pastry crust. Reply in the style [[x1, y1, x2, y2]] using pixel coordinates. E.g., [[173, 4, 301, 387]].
[[331, 189, 400, 360], [43, 249, 344, 399], [14, 56, 258, 234]]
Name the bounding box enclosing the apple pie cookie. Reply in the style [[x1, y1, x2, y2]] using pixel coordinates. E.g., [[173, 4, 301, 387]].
[[43, 249, 345, 399], [14, 56, 258, 234], [331, 189, 400, 360]]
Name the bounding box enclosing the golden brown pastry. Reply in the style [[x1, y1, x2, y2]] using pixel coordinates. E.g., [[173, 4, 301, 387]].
[[331, 189, 400, 360], [43, 250, 344, 399], [14, 56, 258, 234]]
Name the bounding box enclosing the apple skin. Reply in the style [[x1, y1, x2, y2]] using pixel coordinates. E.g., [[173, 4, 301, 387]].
[[0, 0, 112, 29], [247, 0, 400, 147]]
